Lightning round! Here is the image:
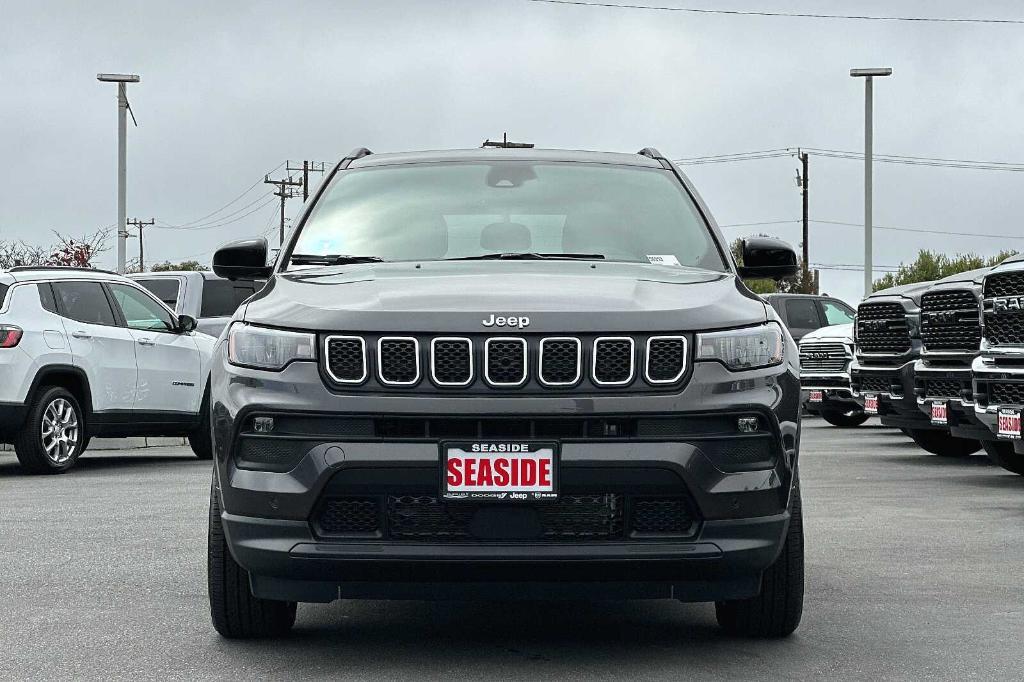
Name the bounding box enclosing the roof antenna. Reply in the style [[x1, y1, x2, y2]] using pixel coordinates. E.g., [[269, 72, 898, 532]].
[[482, 132, 534, 149]]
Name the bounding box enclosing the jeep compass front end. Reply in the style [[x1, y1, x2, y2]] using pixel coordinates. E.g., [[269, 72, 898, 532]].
[[206, 146, 804, 639]]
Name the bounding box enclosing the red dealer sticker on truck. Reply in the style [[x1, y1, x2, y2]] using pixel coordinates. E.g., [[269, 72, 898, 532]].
[[864, 394, 879, 414], [931, 401, 948, 426], [997, 408, 1022, 440], [443, 442, 558, 501], [808, 390, 824, 403]]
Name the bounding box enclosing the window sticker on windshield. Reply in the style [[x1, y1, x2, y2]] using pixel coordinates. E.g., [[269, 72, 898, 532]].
[[647, 255, 680, 266]]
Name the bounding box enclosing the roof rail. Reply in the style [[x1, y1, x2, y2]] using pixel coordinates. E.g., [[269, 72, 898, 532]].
[[8, 265, 119, 275], [637, 147, 665, 160], [482, 133, 534, 149]]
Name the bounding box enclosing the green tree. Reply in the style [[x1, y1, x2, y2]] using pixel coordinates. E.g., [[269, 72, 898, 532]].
[[150, 260, 207, 272], [873, 249, 1017, 291]]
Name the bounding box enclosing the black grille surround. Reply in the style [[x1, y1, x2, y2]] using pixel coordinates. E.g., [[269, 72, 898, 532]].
[[856, 301, 912, 354], [921, 289, 982, 352], [983, 271, 1024, 346], [319, 333, 694, 394]]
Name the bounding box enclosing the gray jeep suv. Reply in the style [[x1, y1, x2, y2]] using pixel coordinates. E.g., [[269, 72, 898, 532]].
[[206, 146, 803, 639]]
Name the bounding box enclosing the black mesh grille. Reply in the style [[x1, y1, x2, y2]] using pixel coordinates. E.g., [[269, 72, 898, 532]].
[[432, 339, 472, 385], [856, 302, 912, 353], [646, 337, 686, 382], [985, 311, 1024, 346], [386, 494, 625, 542], [540, 339, 580, 385], [317, 497, 381, 535], [924, 379, 968, 399], [594, 339, 633, 384], [984, 272, 1024, 298], [235, 438, 315, 472], [326, 336, 365, 382], [920, 289, 981, 352], [990, 382, 1024, 405], [859, 375, 894, 394], [696, 437, 775, 471], [486, 339, 526, 385], [631, 497, 698, 535], [378, 338, 419, 384]]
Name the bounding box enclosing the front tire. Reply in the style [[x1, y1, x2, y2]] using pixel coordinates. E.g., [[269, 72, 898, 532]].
[[982, 441, 1024, 475], [820, 409, 870, 428], [13, 386, 86, 475], [716, 483, 804, 638], [208, 474, 296, 638], [908, 429, 980, 457]]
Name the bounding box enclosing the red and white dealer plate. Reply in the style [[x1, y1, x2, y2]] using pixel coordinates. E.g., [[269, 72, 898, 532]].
[[864, 394, 879, 414], [930, 401, 948, 426], [443, 442, 558, 501], [808, 390, 824, 403], [997, 408, 1022, 440]]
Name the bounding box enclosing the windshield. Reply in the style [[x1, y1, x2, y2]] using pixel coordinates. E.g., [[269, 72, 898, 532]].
[[289, 161, 726, 271]]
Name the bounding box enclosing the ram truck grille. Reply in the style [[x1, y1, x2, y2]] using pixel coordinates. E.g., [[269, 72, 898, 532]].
[[920, 289, 981, 352], [983, 272, 1024, 345], [799, 342, 848, 373], [856, 302, 912, 354]]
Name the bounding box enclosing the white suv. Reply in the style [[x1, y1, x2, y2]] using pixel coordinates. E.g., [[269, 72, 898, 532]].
[[0, 267, 216, 474]]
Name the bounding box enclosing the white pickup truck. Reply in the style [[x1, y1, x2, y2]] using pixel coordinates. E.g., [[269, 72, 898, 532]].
[[129, 271, 264, 338]]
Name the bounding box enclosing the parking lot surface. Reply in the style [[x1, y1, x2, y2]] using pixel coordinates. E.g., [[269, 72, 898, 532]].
[[2, 420, 1022, 680]]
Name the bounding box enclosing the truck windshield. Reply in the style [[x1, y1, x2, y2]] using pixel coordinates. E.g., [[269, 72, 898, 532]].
[[289, 161, 726, 271]]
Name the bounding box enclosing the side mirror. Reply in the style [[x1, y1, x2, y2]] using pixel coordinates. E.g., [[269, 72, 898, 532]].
[[212, 238, 273, 280], [177, 314, 198, 333], [737, 237, 799, 281]]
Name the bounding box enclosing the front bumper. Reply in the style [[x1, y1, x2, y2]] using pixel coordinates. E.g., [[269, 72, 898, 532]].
[[211, 348, 801, 601], [913, 360, 991, 441], [851, 358, 937, 430], [972, 355, 1024, 454], [800, 372, 858, 413]]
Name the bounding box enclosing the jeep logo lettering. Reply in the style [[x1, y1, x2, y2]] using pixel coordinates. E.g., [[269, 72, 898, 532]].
[[992, 296, 1024, 313], [482, 314, 530, 328]]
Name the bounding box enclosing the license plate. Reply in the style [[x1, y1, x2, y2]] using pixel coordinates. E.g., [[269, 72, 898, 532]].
[[442, 441, 558, 501], [997, 408, 1022, 440], [930, 401, 948, 426], [864, 394, 879, 414], [808, 390, 824, 403]]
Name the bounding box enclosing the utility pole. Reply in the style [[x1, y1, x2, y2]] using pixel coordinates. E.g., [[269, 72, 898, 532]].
[[97, 73, 140, 274], [127, 218, 154, 271], [851, 67, 893, 297], [287, 160, 326, 202], [264, 175, 303, 246], [797, 150, 810, 292]]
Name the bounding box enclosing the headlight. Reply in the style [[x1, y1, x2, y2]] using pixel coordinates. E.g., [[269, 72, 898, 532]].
[[227, 323, 316, 370], [696, 323, 784, 371]]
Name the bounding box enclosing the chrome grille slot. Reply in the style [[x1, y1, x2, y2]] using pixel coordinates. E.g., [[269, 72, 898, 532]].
[[645, 336, 687, 384], [377, 337, 420, 385], [430, 337, 473, 386], [325, 335, 367, 384], [798, 342, 848, 373], [484, 337, 527, 386], [593, 337, 634, 385], [539, 337, 581, 386]]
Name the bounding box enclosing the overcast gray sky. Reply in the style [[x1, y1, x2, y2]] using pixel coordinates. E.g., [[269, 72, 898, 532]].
[[2, 0, 1023, 305]]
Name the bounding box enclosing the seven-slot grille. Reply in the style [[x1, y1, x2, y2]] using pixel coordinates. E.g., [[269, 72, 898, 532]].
[[983, 271, 1024, 345], [798, 342, 848, 373], [322, 334, 691, 390], [856, 302, 912, 354], [920, 289, 981, 352]]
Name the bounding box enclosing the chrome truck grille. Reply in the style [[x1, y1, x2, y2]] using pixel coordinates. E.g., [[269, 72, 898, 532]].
[[798, 342, 848, 373]]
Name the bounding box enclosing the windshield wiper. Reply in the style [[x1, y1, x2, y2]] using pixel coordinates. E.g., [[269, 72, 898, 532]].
[[446, 252, 606, 261], [290, 253, 385, 266]]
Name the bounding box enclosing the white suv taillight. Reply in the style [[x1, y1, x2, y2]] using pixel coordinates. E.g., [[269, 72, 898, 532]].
[[0, 325, 23, 348]]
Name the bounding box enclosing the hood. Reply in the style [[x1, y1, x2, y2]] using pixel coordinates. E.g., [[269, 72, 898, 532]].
[[934, 267, 991, 286], [799, 323, 853, 344], [866, 279, 936, 306], [243, 260, 767, 333]]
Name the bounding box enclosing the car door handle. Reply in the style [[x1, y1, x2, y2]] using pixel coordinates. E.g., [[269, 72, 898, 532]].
[[71, 331, 91, 339], [137, 337, 156, 346]]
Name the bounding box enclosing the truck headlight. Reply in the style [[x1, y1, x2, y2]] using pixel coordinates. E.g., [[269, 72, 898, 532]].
[[696, 322, 784, 371], [228, 323, 316, 370]]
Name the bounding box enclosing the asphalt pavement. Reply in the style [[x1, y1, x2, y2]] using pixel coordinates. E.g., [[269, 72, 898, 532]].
[[1, 420, 1022, 680]]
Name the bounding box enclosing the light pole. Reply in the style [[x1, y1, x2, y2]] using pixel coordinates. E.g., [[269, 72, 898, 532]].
[[97, 73, 140, 274], [850, 67, 892, 297]]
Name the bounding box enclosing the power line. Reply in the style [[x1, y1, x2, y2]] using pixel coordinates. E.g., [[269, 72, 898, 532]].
[[154, 161, 285, 229], [717, 216, 1024, 241], [524, 0, 1024, 25], [152, 195, 278, 231]]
